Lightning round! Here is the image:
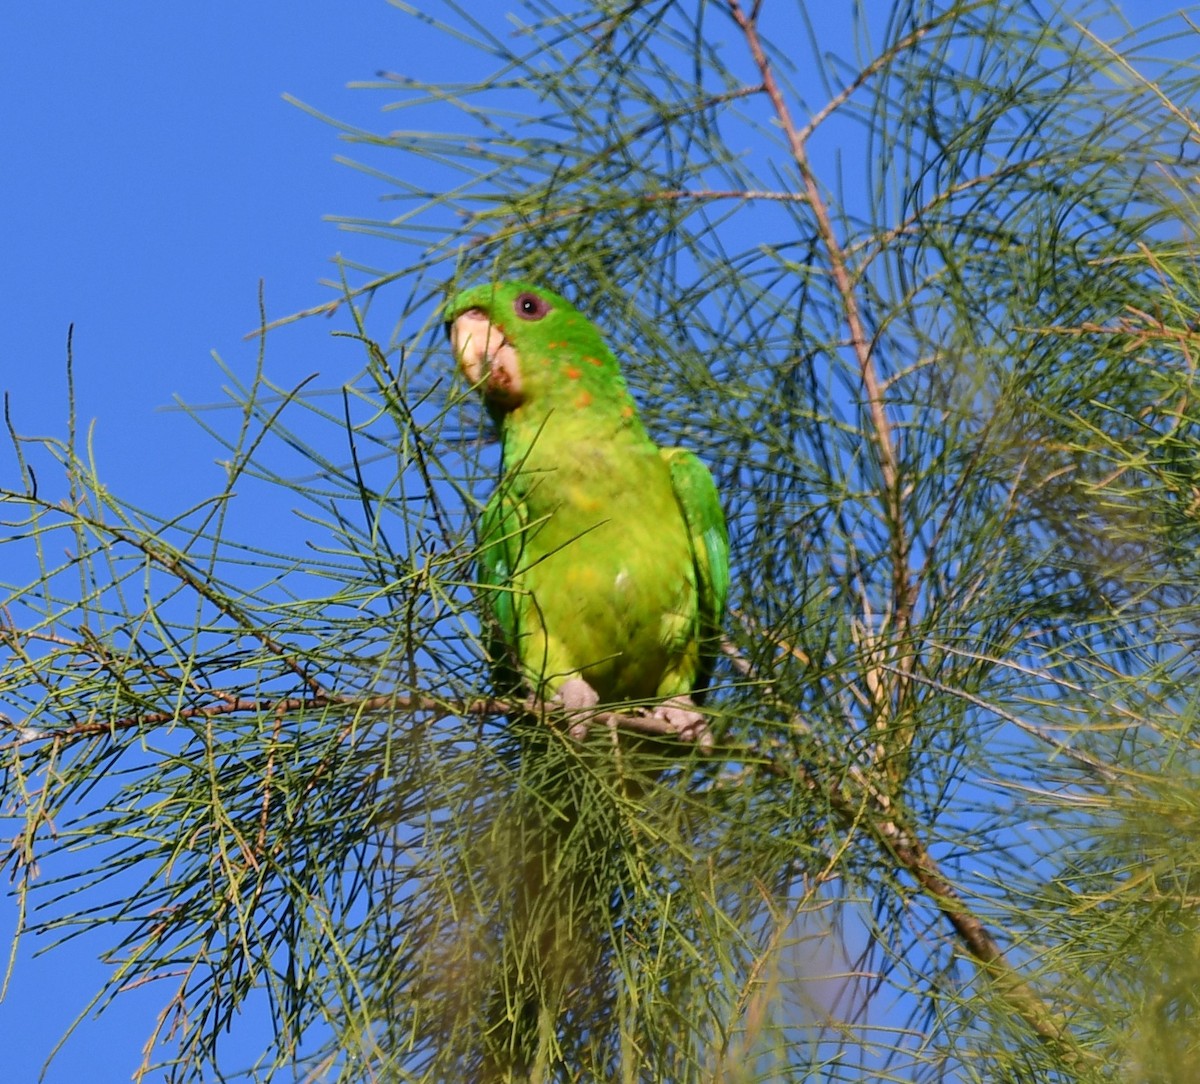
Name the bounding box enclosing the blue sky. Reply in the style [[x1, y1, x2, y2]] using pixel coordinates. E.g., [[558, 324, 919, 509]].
[[2, 3, 417, 516], [2, 2, 1195, 1080]]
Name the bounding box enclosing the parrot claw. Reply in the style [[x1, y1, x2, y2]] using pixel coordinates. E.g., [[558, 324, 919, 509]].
[[553, 677, 601, 741], [650, 696, 713, 753]]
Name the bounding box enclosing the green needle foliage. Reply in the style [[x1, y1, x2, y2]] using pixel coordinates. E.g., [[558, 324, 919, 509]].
[[6, 1, 1200, 1080]]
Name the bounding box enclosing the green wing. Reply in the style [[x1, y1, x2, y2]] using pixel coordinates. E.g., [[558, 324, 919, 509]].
[[477, 487, 524, 696], [661, 447, 730, 696]]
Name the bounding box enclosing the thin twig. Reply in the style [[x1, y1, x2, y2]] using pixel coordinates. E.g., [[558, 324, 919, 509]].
[[877, 663, 1121, 784]]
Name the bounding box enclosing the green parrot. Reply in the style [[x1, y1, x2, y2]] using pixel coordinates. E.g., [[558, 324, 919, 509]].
[[445, 281, 729, 748]]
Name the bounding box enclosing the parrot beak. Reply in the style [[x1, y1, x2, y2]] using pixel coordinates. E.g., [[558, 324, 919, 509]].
[[449, 308, 524, 409]]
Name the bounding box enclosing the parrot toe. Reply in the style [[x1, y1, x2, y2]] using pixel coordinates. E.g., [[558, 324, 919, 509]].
[[651, 696, 713, 753], [553, 677, 601, 740]]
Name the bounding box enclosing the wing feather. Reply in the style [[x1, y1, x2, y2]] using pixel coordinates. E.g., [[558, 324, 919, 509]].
[[660, 447, 729, 697], [477, 487, 524, 696]]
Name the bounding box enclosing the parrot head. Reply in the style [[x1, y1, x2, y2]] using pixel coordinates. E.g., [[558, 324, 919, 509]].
[[444, 281, 633, 422]]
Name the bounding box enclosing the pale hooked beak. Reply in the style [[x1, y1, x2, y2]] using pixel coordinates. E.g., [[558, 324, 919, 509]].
[[448, 307, 524, 408], [449, 308, 503, 384]]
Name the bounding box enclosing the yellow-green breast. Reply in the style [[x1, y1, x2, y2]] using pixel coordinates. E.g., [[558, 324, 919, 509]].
[[504, 434, 700, 703]]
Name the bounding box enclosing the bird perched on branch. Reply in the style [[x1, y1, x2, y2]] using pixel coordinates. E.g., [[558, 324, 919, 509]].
[[445, 280, 728, 1077], [445, 280, 729, 746]]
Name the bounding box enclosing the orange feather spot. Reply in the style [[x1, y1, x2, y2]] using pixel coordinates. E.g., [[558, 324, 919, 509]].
[[575, 391, 593, 408], [621, 404, 634, 418], [585, 355, 604, 367], [565, 365, 582, 379]]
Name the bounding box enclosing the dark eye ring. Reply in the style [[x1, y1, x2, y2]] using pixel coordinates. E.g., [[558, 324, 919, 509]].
[[514, 293, 549, 320]]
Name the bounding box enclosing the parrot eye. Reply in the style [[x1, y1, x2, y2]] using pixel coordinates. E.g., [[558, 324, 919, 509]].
[[514, 292, 550, 320]]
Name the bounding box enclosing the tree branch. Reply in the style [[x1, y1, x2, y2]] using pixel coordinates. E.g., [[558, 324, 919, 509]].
[[756, 744, 1097, 1069], [0, 688, 717, 750], [727, 0, 918, 783]]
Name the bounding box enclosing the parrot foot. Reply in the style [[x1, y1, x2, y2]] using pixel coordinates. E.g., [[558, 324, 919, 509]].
[[650, 696, 713, 753], [553, 677, 601, 741]]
